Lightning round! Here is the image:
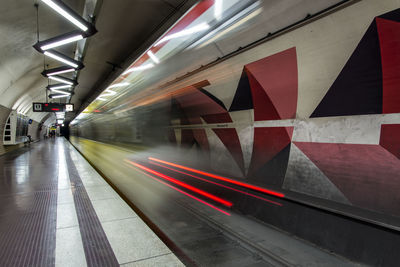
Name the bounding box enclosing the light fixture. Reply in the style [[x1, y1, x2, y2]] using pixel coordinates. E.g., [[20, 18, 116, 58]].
[[107, 82, 130, 88], [44, 50, 84, 69], [40, 0, 95, 33], [49, 94, 69, 99], [147, 51, 160, 64], [57, 119, 64, 124], [51, 89, 71, 95], [47, 84, 73, 90], [48, 75, 77, 85], [155, 23, 210, 46], [33, 30, 84, 52], [123, 63, 154, 75], [42, 66, 75, 77], [62, 124, 65, 126]]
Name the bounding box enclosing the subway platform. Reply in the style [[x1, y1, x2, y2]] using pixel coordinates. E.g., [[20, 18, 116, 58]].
[[0, 138, 183, 267], [0, 137, 371, 267]]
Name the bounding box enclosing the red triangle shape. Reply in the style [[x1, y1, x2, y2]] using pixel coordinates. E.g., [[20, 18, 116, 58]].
[[245, 47, 298, 120], [376, 18, 400, 114], [246, 68, 281, 121], [248, 127, 292, 175]]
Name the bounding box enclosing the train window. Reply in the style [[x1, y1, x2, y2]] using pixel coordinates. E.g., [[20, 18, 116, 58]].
[[5, 131, 10, 135], [6, 125, 10, 129], [4, 136, 10, 141]]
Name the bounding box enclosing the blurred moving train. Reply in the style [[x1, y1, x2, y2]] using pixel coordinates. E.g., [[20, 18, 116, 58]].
[[70, 0, 400, 265]]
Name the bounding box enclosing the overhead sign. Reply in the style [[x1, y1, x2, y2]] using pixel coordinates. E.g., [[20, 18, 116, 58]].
[[32, 103, 74, 112]]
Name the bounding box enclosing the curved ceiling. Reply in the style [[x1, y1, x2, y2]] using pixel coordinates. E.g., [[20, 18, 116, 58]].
[[0, 0, 197, 125]]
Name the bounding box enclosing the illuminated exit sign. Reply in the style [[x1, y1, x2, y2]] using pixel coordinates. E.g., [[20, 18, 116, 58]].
[[33, 103, 74, 112]]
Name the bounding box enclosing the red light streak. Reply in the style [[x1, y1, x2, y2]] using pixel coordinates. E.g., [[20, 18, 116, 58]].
[[149, 162, 282, 206], [148, 157, 285, 198], [125, 161, 231, 216], [51, 108, 60, 111], [125, 160, 232, 207]]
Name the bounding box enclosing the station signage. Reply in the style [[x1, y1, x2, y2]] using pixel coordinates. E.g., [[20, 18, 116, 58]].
[[33, 103, 74, 112]]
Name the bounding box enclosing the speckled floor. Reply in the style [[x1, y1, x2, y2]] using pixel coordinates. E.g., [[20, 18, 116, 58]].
[[0, 138, 183, 267]]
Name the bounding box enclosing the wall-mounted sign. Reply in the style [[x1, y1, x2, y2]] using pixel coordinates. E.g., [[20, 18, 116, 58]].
[[32, 103, 74, 112], [65, 104, 73, 112]]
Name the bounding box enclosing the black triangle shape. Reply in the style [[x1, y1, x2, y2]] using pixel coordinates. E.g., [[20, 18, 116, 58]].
[[199, 88, 227, 110], [248, 144, 291, 188], [378, 8, 400, 22], [181, 129, 196, 148], [229, 69, 254, 111], [311, 20, 382, 117]]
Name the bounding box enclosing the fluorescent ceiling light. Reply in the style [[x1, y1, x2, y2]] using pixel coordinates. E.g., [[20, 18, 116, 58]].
[[41, 34, 83, 50], [44, 51, 79, 68], [41, 0, 89, 31], [43, 66, 75, 76], [107, 82, 130, 88], [96, 96, 107, 101], [214, 0, 223, 20], [48, 84, 72, 90], [52, 89, 71, 95], [155, 23, 210, 46], [48, 75, 75, 85], [47, 68, 75, 76], [123, 63, 154, 75], [51, 94, 69, 99], [147, 51, 160, 64], [57, 120, 64, 124]]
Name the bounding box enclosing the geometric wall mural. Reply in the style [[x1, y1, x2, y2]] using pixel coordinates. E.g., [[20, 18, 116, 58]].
[[230, 47, 298, 121], [166, 15, 400, 216], [294, 140, 400, 216], [171, 47, 298, 183], [165, 8, 400, 217], [74, 8, 400, 218], [311, 8, 400, 117], [380, 124, 400, 159], [247, 127, 293, 187]]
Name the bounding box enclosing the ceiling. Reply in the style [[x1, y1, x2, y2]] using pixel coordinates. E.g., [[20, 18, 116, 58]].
[[0, 0, 197, 125]]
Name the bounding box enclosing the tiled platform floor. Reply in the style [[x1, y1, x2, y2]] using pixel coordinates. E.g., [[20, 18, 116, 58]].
[[0, 138, 182, 267]]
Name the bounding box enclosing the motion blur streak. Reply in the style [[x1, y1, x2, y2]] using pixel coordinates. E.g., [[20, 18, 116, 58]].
[[150, 161, 283, 207], [125, 161, 231, 216], [125, 160, 233, 207], [148, 157, 285, 198]]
